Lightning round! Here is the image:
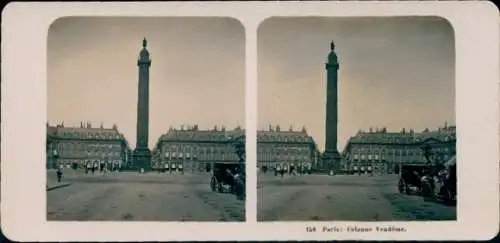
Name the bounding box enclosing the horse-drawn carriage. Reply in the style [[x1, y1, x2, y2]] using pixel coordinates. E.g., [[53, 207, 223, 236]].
[[210, 163, 239, 193], [209, 135, 245, 200], [398, 164, 429, 194], [398, 155, 456, 204]]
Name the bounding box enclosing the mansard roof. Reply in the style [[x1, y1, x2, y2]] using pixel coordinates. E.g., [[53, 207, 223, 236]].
[[47, 126, 125, 141], [160, 129, 245, 143], [158, 129, 314, 144], [346, 127, 456, 146], [257, 130, 313, 143]]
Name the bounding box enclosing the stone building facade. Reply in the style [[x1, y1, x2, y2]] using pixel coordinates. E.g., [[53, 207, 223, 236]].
[[257, 126, 319, 173], [341, 124, 456, 175], [151, 126, 245, 173], [46, 122, 131, 170]]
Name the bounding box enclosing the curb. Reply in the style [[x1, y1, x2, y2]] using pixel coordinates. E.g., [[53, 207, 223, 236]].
[[46, 183, 71, 191]]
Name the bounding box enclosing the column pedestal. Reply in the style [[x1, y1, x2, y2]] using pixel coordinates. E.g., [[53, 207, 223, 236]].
[[322, 150, 341, 173], [133, 147, 151, 172]]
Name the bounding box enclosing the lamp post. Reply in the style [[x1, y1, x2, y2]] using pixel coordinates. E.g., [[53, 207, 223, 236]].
[[226, 134, 246, 200], [52, 149, 59, 169], [164, 152, 169, 174]]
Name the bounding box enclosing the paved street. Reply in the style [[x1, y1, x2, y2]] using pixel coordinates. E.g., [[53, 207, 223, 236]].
[[47, 169, 244, 221], [257, 174, 456, 221]]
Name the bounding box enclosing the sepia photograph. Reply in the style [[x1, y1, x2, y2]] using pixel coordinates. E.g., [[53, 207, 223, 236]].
[[2, 2, 499, 241], [257, 17, 457, 221], [46, 17, 246, 221]]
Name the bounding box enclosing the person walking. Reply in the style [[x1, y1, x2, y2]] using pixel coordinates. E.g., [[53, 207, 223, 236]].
[[56, 168, 63, 183]]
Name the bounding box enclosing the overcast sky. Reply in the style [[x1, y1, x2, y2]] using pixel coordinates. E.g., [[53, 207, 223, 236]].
[[48, 17, 245, 149], [258, 17, 455, 151]]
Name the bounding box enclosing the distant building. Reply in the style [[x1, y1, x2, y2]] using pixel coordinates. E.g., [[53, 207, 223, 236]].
[[341, 124, 456, 175], [257, 125, 319, 173], [46, 122, 130, 170], [151, 125, 244, 173]]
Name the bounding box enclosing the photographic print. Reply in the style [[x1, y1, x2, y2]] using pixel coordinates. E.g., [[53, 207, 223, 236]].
[[257, 17, 457, 222], [46, 17, 246, 221], [2, 2, 499, 241]]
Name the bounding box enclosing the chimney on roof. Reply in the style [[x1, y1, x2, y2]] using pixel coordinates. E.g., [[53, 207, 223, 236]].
[[369, 127, 373, 133], [276, 125, 281, 132], [289, 124, 293, 132], [100, 122, 104, 129], [302, 126, 307, 133]]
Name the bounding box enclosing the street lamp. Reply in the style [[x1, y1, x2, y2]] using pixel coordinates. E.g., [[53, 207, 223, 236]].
[[225, 135, 246, 175], [52, 149, 59, 169], [225, 134, 246, 200], [163, 152, 170, 173]]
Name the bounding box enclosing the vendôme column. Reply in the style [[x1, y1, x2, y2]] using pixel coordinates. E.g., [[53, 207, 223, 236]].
[[133, 38, 152, 172], [323, 41, 341, 173]]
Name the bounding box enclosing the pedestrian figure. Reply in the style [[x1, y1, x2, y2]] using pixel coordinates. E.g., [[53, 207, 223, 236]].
[[56, 169, 63, 183], [91, 166, 95, 175]]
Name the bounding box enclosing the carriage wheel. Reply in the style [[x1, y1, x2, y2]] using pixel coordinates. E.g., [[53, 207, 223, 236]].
[[398, 179, 406, 194], [217, 182, 223, 193], [421, 180, 433, 199], [235, 181, 245, 200], [442, 187, 455, 205], [210, 176, 217, 192]]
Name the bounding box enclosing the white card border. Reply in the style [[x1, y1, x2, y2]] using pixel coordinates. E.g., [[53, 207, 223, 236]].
[[1, 1, 499, 241]]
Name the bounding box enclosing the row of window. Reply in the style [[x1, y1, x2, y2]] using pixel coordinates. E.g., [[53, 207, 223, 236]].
[[58, 132, 122, 140], [155, 152, 239, 161], [258, 162, 313, 168], [257, 145, 310, 154], [350, 144, 449, 152], [55, 159, 123, 165], [50, 150, 123, 158], [52, 141, 122, 152], [161, 143, 234, 154], [348, 146, 455, 157], [257, 153, 311, 162], [257, 135, 310, 143]]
